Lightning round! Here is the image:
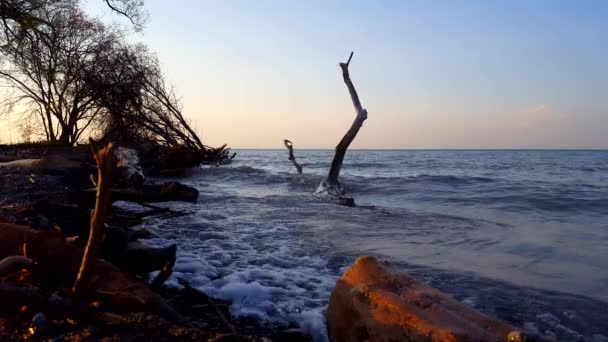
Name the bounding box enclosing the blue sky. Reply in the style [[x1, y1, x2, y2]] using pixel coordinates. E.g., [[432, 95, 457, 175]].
[[56, 1, 608, 148]]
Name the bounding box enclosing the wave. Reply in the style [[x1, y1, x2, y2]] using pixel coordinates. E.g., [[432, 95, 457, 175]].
[[435, 194, 608, 216], [344, 174, 497, 194], [347, 173, 497, 185], [408, 174, 496, 184], [202, 165, 285, 184], [196, 165, 608, 217]]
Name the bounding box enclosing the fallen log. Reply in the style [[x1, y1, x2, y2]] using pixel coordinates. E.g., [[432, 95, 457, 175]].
[[327, 256, 545, 342], [283, 140, 303, 174], [315, 52, 367, 207], [85, 182, 199, 204]]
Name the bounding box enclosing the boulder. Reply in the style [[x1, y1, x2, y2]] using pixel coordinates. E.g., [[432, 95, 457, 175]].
[[327, 256, 522, 342], [113, 147, 145, 188]]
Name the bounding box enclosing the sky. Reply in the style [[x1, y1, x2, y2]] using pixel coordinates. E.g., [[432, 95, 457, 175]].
[[2, 0, 608, 148]]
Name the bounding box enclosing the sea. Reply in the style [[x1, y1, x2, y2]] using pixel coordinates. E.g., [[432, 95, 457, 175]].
[[133, 149, 608, 341]]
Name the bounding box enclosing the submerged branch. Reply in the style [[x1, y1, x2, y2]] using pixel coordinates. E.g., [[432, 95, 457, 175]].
[[283, 139, 303, 174]]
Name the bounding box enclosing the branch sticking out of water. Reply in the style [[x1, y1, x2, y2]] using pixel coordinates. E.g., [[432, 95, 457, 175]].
[[316, 52, 368, 206], [284, 139, 303, 174]]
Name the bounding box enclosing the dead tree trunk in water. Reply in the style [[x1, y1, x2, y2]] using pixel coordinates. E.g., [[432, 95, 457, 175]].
[[72, 139, 113, 299], [316, 52, 368, 206], [284, 139, 303, 174]]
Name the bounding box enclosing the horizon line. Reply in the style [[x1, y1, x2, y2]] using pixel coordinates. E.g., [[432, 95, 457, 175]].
[[230, 147, 608, 151]]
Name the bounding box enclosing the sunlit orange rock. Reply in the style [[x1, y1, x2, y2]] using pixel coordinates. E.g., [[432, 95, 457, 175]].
[[327, 256, 517, 342]]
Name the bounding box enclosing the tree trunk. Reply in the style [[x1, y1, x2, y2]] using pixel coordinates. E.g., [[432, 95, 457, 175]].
[[58, 130, 72, 145], [315, 52, 368, 206], [57, 119, 74, 145]]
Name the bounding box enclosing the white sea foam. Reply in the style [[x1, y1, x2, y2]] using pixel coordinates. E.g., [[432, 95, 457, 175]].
[[136, 191, 341, 342]]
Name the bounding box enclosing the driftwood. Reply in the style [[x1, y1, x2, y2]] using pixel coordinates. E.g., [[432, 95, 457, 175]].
[[134, 144, 237, 175], [315, 52, 368, 206], [85, 182, 199, 204], [73, 140, 114, 298], [283, 140, 303, 174], [201, 144, 236, 165]]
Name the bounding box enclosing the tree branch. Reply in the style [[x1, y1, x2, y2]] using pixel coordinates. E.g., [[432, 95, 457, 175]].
[[283, 139, 303, 174], [316, 51, 368, 206], [72, 139, 113, 299]]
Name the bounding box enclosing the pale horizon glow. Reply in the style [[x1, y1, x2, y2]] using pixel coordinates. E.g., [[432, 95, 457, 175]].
[[2, 1, 607, 149]]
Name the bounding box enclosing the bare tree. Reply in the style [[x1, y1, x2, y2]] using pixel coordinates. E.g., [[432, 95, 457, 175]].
[[1, 0, 227, 164], [102, 0, 147, 30], [0, 2, 120, 145], [85, 42, 207, 153], [0, 0, 146, 35], [315, 52, 368, 206]]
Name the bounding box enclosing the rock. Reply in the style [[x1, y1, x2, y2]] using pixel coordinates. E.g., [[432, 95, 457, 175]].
[[0, 155, 82, 169], [30, 312, 48, 334], [113, 147, 145, 188], [0, 255, 33, 276], [0, 158, 41, 168], [327, 256, 519, 342], [122, 242, 176, 275], [0, 223, 182, 322]]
